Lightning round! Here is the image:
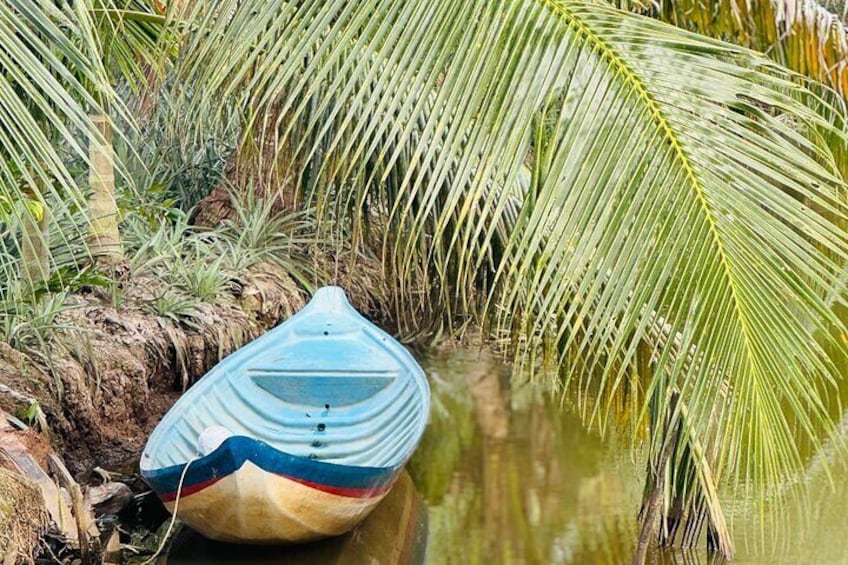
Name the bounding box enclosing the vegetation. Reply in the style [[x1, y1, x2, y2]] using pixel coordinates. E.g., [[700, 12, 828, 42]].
[[617, 0, 848, 101], [2, 0, 848, 561], [0, 468, 48, 563]]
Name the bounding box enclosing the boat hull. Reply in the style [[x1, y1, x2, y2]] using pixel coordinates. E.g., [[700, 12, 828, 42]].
[[164, 470, 428, 564], [165, 461, 392, 543], [144, 436, 400, 543]]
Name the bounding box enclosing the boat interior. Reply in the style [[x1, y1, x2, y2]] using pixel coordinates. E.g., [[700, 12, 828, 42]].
[[141, 288, 429, 473]]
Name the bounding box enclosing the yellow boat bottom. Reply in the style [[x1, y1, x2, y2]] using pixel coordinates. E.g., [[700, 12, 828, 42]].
[[164, 461, 389, 543]]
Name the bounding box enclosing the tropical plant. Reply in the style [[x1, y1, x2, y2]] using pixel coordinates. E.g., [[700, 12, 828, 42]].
[[0, 2, 113, 289], [212, 187, 317, 287], [0, 0, 167, 286], [126, 98, 237, 211], [4, 0, 848, 560], [142, 290, 202, 328], [125, 209, 229, 305], [83, 0, 170, 263], [156, 0, 848, 560], [611, 0, 848, 101], [1, 288, 77, 354], [176, 255, 230, 302]]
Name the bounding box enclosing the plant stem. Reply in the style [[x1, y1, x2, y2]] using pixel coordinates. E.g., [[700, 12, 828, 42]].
[[87, 115, 123, 264]]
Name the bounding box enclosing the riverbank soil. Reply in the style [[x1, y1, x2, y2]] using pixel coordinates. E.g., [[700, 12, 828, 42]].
[[0, 261, 304, 477]]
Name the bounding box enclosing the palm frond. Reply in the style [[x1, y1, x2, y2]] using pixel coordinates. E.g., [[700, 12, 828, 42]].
[[86, 0, 172, 93], [611, 0, 848, 100], [0, 2, 115, 292], [0, 0, 169, 307], [160, 0, 848, 555]]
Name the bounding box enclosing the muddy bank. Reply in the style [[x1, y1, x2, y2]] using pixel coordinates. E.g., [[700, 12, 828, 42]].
[[0, 261, 301, 477], [0, 251, 391, 479]]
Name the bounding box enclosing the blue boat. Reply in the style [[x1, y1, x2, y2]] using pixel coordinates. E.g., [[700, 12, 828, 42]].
[[140, 286, 430, 543]]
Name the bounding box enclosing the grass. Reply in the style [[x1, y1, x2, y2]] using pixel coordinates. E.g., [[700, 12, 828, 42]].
[[121, 185, 316, 326]]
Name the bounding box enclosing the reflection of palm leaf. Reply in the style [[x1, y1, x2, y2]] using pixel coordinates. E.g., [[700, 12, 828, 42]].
[[409, 357, 477, 503], [166, 0, 848, 553]]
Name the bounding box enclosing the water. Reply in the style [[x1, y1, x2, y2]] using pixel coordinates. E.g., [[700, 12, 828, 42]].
[[165, 350, 848, 564]]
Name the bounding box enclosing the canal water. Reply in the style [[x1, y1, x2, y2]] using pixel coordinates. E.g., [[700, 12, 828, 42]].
[[164, 350, 848, 564]]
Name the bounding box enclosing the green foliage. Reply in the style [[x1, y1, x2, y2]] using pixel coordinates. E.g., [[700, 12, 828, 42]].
[[161, 0, 848, 555], [213, 187, 316, 286], [0, 289, 76, 352], [609, 0, 848, 99], [177, 255, 230, 302], [142, 291, 202, 329], [117, 81, 239, 211], [125, 210, 227, 316], [124, 189, 315, 324]]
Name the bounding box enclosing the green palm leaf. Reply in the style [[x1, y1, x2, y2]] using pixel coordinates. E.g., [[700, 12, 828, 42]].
[[165, 0, 848, 555], [0, 0, 171, 336], [0, 2, 116, 286], [612, 0, 848, 100]]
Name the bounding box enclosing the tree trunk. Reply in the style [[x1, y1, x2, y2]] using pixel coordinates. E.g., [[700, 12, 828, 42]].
[[87, 115, 123, 263], [20, 206, 49, 286], [634, 391, 681, 565]]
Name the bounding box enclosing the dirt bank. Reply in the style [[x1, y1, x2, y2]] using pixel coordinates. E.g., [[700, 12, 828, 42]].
[[0, 252, 391, 479], [0, 261, 302, 476]]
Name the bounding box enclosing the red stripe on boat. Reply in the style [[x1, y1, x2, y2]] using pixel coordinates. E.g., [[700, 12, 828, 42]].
[[160, 476, 223, 502], [159, 473, 394, 502], [284, 475, 395, 499]]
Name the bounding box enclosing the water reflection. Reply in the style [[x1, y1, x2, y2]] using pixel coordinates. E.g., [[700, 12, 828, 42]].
[[164, 349, 848, 564], [409, 350, 642, 564], [165, 470, 427, 564], [412, 350, 848, 565]]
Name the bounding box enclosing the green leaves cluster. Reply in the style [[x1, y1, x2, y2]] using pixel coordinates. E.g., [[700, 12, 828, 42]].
[[4, 0, 848, 556]]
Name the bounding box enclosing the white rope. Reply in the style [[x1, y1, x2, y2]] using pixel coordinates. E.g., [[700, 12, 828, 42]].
[[141, 456, 198, 565]]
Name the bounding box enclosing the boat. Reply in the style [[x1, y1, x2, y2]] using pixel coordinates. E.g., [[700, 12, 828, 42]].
[[165, 470, 428, 564], [140, 286, 430, 544]]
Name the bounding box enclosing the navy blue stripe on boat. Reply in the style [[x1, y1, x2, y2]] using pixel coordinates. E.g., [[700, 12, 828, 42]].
[[142, 436, 399, 500]]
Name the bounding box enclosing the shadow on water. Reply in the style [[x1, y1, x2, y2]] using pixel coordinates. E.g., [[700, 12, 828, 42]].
[[165, 470, 427, 564]]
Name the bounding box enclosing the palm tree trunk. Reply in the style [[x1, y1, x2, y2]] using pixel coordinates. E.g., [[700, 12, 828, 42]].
[[634, 391, 681, 565], [87, 115, 123, 263], [20, 206, 49, 285]]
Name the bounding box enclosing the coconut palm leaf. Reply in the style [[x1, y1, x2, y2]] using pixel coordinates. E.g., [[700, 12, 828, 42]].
[[0, 1, 168, 287], [0, 1, 116, 286], [85, 0, 170, 93], [162, 0, 848, 556], [612, 0, 848, 100]]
